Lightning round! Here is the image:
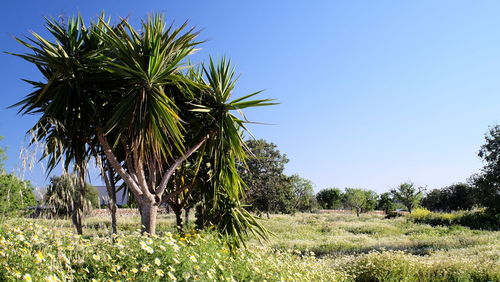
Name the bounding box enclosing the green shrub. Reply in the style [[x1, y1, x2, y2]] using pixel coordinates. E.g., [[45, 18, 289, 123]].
[[408, 208, 499, 230], [0, 173, 36, 217]]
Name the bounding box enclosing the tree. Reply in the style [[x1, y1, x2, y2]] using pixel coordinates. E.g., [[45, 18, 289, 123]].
[[391, 182, 424, 213], [363, 190, 378, 213], [289, 174, 316, 212], [343, 188, 372, 217], [377, 192, 396, 214], [0, 137, 36, 218], [421, 189, 444, 212], [316, 188, 342, 209], [12, 13, 273, 243], [0, 173, 36, 217], [472, 125, 500, 215], [43, 174, 99, 217], [239, 139, 294, 216]]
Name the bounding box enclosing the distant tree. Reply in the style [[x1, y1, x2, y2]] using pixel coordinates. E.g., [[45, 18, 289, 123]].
[[43, 174, 99, 217], [472, 125, 500, 214], [0, 138, 36, 217], [421, 189, 444, 212], [239, 139, 294, 216], [343, 188, 371, 217], [443, 183, 476, 211], [289, 174, 316, 212], [316, 188, 343, 209], [0, 174, 36, 217], [377, 192, 396, 214], [363, 190, 378, 213], [391, 182, 424, 213]]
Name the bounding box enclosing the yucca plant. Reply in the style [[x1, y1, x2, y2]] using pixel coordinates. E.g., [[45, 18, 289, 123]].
[[11, 13, 274, 245]]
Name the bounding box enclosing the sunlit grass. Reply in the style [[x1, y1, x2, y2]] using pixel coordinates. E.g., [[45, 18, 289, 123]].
[[1, 211, 498, 281]]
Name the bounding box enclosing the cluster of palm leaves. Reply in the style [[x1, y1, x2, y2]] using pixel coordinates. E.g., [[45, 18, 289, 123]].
[[10, 13, 274, 246]]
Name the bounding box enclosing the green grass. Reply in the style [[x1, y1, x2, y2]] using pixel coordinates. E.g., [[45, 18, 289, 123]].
[[0, 212, 499, 281]]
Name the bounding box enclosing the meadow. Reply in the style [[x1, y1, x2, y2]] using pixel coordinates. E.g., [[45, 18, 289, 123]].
[[0, 211, 498, 281]]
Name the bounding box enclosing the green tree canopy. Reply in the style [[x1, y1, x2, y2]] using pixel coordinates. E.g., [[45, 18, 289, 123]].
[[343, 188, 377, 217], [289, 174, 316, 212], [239, 139, 293, 215], [472, 125, 500, 215], [316, 188, 342, 209], [377, 192, 396, 214], [391, 182, 424, 213], [0, 174, 37, 217]]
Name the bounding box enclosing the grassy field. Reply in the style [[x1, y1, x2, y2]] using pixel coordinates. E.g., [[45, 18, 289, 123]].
[[0, 211, 499, 281]]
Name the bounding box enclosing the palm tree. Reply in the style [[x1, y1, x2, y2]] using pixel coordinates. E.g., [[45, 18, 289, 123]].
[[11, 13, 273, 243]]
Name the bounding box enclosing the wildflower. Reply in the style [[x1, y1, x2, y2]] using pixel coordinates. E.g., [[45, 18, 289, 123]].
[[23, 273, 32, 281], [141, 265, 150, 272], [172, 257, 180, 264], [168, 272, 177, 281], [155, 257, 161, 266], [131, 268, 138, 274], [183, 272, 191, 280], [190, 255, 197, 263], [44, 275, 59, 282], [156, 269, 164, 277], [35, 250, 44, 263], [92, 254, 100, 261]]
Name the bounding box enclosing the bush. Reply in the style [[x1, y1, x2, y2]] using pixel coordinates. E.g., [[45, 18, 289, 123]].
[[408, 208, 499, 230], [0, 173, 36, 216]]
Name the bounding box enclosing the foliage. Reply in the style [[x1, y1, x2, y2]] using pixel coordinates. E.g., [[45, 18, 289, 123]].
[[2, 212, 500, 281], [289, 174, 316, 212], [0, 222, 342, 281], [422, 184, 476, 212], [0, 173, 36, 216], [316, 188, 343, 209], [408, 208, 500, 230], [343, 188, 377, 217], [0, 137, 6, 173], [239, 139, 295, 214], [11, 13, 274, 242], [421, 189, 444, 212], [43, 174, 99, 217], [377, 192, 396, 214], [391, 182, 424, 213], [472, 125, 500, 215]]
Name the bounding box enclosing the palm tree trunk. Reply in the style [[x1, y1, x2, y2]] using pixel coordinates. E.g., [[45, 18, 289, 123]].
[[72, 170, 86, 235], [139, 199, 158, 235], [104, 163, 118, 234]]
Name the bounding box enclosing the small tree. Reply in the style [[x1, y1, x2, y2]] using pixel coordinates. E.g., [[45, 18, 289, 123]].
[[343, 188, 368, 217], [289, 174, 316, 212], [0, 138, 36, 218], [391, 182, 424, 213], [316, 188, 342, 209], [377, 192, 396, 214], [0, 173, 36, 217], [43, 174, 99, 217]]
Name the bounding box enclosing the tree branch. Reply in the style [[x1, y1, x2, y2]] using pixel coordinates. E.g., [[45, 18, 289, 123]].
[[96, 126, 142, 197], [155, 133, 209, 197]]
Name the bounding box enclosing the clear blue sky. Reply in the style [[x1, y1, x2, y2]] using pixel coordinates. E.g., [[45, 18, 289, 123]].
[[1, 1, 500, 193]]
